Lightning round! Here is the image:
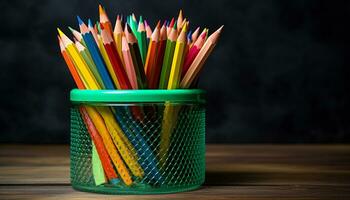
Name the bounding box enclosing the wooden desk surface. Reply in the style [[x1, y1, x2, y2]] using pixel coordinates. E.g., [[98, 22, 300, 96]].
[[0, 145, 349, 199]]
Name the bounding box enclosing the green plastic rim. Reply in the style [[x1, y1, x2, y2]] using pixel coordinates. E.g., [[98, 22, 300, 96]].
[[70, 89, 206, 103]]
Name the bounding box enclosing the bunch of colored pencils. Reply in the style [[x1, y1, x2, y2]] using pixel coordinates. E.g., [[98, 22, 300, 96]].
[[58, 5, 223, 186], [58, 6, 223, 91]]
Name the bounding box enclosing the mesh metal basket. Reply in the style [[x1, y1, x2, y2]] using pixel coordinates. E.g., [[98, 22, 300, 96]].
[[70, 90, 206, 194]]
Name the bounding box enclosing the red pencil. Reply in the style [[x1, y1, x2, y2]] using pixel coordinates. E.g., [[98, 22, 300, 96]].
[[101, 27, 132, 89], [182, 29, 207, 77], [153, 23, 167, 88]]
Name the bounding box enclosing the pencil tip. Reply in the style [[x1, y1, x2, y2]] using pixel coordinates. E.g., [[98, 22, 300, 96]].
[[88, 19, 93, 27], [126, 23, 132, 32], [98, 4, 104, 14], [57, 28, 63, 36], [139, 15, 143, 22], [77, 16, 84, 25]]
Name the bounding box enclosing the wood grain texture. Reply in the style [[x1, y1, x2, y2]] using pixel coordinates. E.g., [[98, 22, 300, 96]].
[[0, 144, 349, 199]]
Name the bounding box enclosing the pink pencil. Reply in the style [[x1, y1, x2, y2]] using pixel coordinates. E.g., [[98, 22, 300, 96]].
[[182, 29, 207, 78], [122, 36, 138, 89]]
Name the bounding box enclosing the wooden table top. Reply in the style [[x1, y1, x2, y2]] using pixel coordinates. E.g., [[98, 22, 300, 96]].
[[0, 144, 349, 199]]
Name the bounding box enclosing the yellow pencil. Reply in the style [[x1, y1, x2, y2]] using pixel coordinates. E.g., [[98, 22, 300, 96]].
[[58, 28, 99, 90], [167, 22, 187, 89], [96, 107, 144, 178], [85, 106, 133, 186], [113, 15, 125, 66], [159, 23, 187, 164]]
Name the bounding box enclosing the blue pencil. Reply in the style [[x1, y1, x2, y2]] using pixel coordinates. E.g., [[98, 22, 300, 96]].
[[113, 107, 163, 183], [77, 16, 115, 89]]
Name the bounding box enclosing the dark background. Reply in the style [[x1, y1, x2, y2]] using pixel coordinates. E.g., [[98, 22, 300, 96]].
[[0, 0, 349, 143]]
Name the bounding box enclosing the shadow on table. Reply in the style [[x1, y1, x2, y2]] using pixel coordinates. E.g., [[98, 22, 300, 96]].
[[205, 171, 267, 186]]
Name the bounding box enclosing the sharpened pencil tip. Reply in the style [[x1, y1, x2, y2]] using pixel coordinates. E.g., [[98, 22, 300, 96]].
[[98, 4, 104, 14], [77, 16, 84, 25], [139, 15, 143, 22], [88, 19, 93, 27], [57, 28, 64, 36], [126, 23, 132, 33]]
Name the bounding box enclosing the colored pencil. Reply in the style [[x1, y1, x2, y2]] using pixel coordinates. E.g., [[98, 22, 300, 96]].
[[137, 16, 147, 64], [68, 27, 85, 45], [88, 19, 100, 46], [99, 5, 114, 36], [58, 28, 99, 89], [181, 26, 223, 88], [159, 25, 178, 89], [85, 106, 133, 186], [113, 15, 124, 65], [177, 10, 184, 31], [153, 23, 167, 88], [96, 107, 144, 178], [121, 35, 138, 89], [144, 22, 160, 89], [167, 22, 187, 89], [97, 34, 121, 89], [144, 20, 152, 40], [75, 40, 105, 89], [58, 36, 85, 89], [191, 27, 200, 45], [125, 24, 148, 89], [101, 28, 132, 89], [78, 16, 115, 89], [182, 29, 207, 78], [79, 107, 119, 184], [167, 18, 175, 36]]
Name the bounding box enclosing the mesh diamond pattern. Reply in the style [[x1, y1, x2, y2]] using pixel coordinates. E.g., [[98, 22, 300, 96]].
[[70, 103, 205, 194]]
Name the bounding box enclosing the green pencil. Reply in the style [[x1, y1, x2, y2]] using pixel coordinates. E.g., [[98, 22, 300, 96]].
[[159, 24, 178, 89], [75, 40, 105, 88], [137, 16, 147, 65]]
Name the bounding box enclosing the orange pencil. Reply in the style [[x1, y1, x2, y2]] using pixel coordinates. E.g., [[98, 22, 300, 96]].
[[144, 22, 160, 88], [99, 5, 113, 36], [58, 36, 85, 89], [79, 107, 119, 183]]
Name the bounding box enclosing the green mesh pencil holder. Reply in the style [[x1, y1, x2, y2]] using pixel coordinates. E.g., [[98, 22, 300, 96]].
[[70, 89, 206, 194]]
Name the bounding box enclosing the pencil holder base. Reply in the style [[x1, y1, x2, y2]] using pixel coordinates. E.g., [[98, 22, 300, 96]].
[[72, 183, 202, 195]]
